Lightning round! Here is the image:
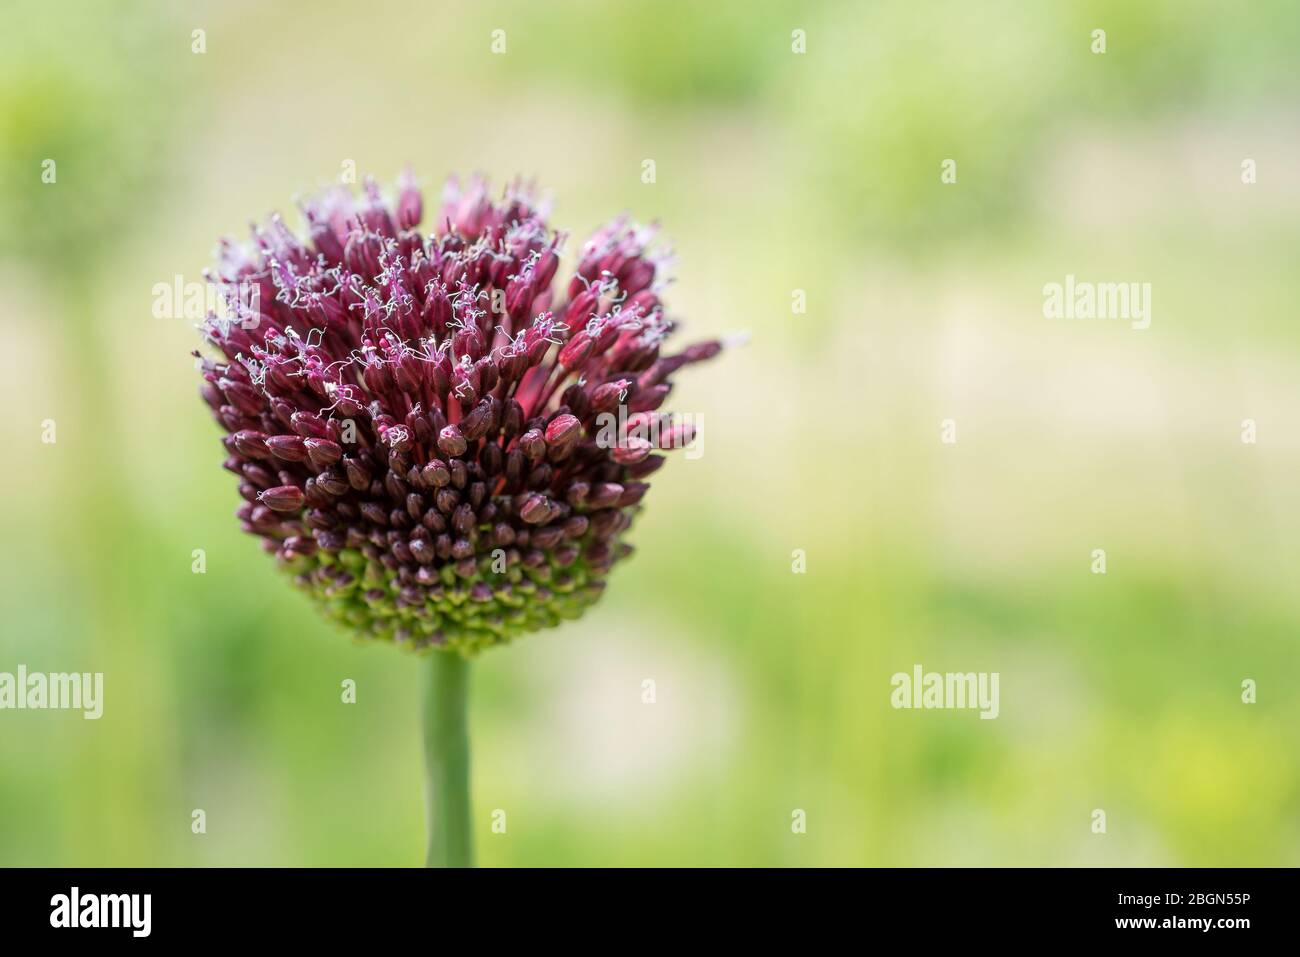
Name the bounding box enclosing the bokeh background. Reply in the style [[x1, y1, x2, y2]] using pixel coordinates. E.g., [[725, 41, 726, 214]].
[[2, 0, 1298, 866]]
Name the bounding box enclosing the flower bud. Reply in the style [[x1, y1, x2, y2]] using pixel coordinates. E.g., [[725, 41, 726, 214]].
[[261, 485, 305, 512]]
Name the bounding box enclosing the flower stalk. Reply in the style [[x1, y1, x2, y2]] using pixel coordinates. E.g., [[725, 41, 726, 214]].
[[422, 651, 473, 867]]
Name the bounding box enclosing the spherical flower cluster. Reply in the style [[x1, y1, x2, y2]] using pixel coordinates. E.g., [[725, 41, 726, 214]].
[[197, 173, 720, 654]]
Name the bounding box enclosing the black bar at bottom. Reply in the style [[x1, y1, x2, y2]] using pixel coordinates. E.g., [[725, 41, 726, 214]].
[[0, 867, 1288, 942]]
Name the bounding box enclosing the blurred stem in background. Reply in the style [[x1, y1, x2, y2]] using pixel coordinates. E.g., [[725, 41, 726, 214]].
[[423, 653, 473, 867]]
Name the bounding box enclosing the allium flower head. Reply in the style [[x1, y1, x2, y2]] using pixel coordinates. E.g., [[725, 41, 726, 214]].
[[197, 172, 721, 655]]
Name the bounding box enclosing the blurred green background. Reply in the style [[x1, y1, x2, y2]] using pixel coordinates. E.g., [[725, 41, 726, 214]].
[[2, 0, 1298, 866]]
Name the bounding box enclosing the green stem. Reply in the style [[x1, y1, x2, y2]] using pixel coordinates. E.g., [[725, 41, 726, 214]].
[[423, 651, 473, 867]]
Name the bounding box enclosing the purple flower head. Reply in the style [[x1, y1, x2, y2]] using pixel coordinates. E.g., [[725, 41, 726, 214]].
[[197, 172, 721, 654]]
